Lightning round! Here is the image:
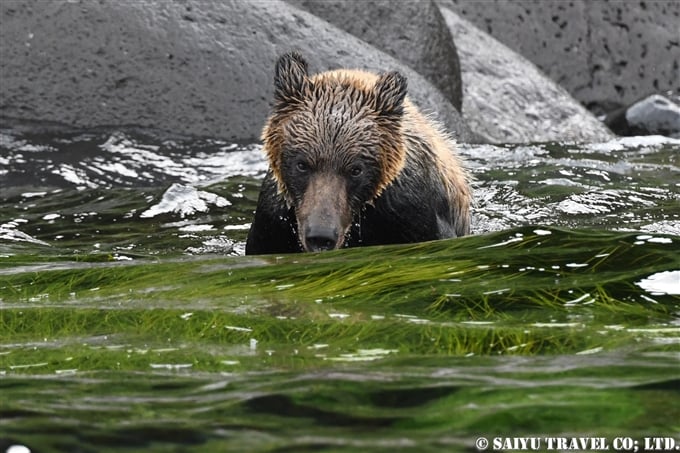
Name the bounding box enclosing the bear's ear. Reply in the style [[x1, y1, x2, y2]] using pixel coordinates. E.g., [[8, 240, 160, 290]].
[[274, 51, 310, 106], [373, 71, 407, 117]]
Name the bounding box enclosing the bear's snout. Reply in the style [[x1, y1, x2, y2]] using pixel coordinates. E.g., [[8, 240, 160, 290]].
[[296, 173, 351, 252], [304, 224, 340, 252]]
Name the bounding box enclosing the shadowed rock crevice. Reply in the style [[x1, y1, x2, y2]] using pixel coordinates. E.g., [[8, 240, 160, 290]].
[[286, 0, 464, 112]]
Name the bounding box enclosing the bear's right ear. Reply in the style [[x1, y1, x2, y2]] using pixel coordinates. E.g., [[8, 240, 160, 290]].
[[273, 51, 310, 107]]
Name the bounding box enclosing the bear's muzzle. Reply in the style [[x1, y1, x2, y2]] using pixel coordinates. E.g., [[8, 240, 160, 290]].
[[296, 173, 352, 252]]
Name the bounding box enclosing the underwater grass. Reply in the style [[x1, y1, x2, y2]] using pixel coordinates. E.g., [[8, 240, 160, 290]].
[[1, 227, 678, 376], [3, 305, 671, 376], [2, 227, 678, 308]]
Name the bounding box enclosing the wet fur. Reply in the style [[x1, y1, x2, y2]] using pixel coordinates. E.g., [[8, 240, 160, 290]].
[[246, 52, 471, 254]]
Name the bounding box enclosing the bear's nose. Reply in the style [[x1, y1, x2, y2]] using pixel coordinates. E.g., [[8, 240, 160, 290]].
[[304, 225, 339, 252]]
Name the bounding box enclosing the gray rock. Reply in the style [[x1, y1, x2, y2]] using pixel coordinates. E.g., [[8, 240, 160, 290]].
[[606, 94, 680, 138], [439, 7, 614, 143], [287, 0, 463, 111], [0, 0, 472, 142], [440, 0, 680, 114]]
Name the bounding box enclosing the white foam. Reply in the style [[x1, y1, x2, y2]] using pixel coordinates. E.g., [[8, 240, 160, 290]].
[[325, 348, 397, 362], [7, 445, 31, 453], [51, 163, 97, 188], [178, 224, 214, 232], [101, 133, 268, 185], [185, 236, 234, 254], [587, 135, 680, 152], [0, 221, 50, 246], [140, 183, 230, 218], [637, 270, 680, 295], [21, 192, 47, 198]]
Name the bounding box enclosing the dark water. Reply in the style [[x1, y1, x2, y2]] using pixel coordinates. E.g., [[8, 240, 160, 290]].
[[1, 127, 679, 452], [2, 129, 679, 247]]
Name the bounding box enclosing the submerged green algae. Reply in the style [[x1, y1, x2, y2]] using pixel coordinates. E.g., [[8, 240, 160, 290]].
[[1, 227, 679, 452], [2, 227, 678, 371]]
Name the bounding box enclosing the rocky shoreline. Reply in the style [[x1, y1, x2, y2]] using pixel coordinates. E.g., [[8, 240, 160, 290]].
[[1, 0, 678, 143]]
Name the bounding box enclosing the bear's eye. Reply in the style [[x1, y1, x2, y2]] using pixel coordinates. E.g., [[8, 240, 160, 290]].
[[295, 161, 309, 173], [350, 166, 363, 177]]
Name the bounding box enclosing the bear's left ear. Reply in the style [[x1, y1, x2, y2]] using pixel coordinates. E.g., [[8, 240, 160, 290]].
[[274, 51, 311, 107], [374, 71, 407, 117]]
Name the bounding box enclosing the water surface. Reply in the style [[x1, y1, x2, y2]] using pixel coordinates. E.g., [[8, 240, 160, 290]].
[[1, 127, 679, 452]]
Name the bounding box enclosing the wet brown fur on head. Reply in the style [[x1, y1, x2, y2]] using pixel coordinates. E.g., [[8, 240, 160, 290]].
[[262, 51, 408, 205], [253, 52, 473, 252]]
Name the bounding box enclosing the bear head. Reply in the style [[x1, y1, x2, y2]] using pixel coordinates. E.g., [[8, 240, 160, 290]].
[[262, 52, 408, 252]]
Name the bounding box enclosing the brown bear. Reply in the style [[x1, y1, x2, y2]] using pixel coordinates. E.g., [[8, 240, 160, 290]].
[[245, 52, 471, 254]]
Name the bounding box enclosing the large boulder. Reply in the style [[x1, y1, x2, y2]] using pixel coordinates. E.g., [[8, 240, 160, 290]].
[[439, 6, 614, 143], [286, 0, 463, 112], [605, 93, 680, 138], [0, 0, 472, 142], [440, 0, 680, 115]]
